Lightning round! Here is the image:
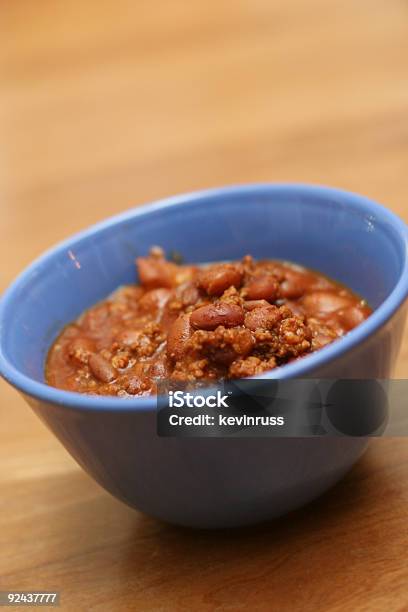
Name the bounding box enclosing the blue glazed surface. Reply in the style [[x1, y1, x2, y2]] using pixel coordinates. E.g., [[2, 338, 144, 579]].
[[0, 184, 407, 527]]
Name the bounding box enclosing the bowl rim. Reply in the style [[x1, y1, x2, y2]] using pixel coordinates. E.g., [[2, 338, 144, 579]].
[[1, 183, 407, 412]]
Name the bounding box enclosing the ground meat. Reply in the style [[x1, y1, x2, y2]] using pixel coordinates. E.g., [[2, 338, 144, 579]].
[[46, 248, 372, 396], [229, 356, 278, 378], [197, 263, 243, 296]]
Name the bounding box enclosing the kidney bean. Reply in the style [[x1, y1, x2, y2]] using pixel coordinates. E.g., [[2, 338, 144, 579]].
[[138, 288, 171, 315], [167, 314, 192, 360], [136, 256, 178, 289], [280, 273, 312, 299], [190, 302, 244, 330], [337, 304, 370, 330], [301, 290, 354, 314], [197, 264, 243, 296], [245, 274, 279, 301], [89, 353, 117, 383], [244, 305, 281, 331]]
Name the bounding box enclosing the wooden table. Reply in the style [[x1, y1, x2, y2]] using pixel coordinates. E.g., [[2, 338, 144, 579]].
[[1, 1, 407, 610]]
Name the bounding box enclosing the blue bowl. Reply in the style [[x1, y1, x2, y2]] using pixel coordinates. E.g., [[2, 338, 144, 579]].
[[1, 185, 407, 528]]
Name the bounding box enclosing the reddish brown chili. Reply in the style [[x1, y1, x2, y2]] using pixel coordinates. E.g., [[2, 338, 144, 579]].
[[45, 247, 371, 396]]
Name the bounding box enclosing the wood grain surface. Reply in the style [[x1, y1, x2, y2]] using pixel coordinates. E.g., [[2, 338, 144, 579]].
[[0, 1, 407, 610]]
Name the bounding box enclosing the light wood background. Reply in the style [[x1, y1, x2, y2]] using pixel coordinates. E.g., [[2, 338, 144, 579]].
[[1, 1, 407, 610]]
